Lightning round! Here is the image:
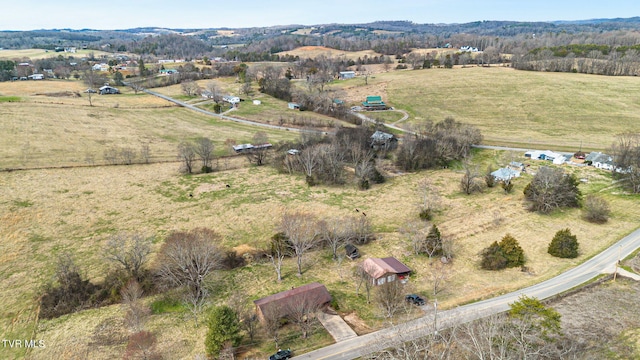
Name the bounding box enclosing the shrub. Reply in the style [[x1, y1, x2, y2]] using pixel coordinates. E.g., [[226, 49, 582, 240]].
[[481, 234, 525, 270], [582, 194, 611, 223], [419, 208, 432, 221], [548, 228, 579, 258]]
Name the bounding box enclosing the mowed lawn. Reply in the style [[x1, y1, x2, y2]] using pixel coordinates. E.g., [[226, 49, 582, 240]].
[[0, 80, 298, 168], [336, 66, 640, 151], [1, 157, 639, 359]]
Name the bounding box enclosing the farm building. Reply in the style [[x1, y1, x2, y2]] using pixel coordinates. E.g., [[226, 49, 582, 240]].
[[232, 144, 254, 153], [524, 150, 564, 162], [491, 168, 520, 181], [585, 152, 615, 170], [223, 95, 241, 104], [28, 74, 44, 80], [361, 257, 411, 286], [288, 102, 300, 110], [99, 85, 120, 95], [362, 96, 387, 111], [370, 130, 398, 150], [253, 282, 332, 323], [339, 71, 356, 80]]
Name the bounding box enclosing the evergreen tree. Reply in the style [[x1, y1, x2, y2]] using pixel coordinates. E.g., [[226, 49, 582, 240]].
[[500, 234, 525, 267], [548, 228, 579, 258], [424, 224, 443, 257], [205, 305, 242, 357]]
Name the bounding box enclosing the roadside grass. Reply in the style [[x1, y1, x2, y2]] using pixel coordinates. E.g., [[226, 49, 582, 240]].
[[0, 95, 21, 102]]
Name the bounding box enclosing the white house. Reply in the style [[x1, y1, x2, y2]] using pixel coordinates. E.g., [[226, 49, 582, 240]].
[[586, 152, 615, 171], [223, 95, 240, 104], [491, 168, 521, 181], [28, 74, 44, 80]]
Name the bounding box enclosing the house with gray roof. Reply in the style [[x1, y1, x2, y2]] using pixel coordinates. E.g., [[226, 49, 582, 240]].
[[491, 167, 521, 182]]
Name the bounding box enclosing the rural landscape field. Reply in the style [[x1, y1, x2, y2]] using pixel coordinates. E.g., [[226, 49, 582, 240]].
[[2, 16, 640, 360]]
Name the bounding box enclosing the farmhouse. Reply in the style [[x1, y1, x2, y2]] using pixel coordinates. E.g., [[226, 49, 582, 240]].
[[253, 282, 332, 323], [585, 152, 615, 170], [99, 85, 120, 95], [491, 167, 520, 182], [361, 257, 412, 286], [362, 95, 387, 111], [370, 130, 398, 150], [223, 95, 241, 104], [339, 71, 356, 80]]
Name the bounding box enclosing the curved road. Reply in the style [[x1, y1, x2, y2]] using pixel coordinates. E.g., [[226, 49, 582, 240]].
[[137, 88, 639, 358], [138, 86, 327, 134], [295, 227, 640, 359]]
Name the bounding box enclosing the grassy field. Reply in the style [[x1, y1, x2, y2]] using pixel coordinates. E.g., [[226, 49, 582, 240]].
[[0, 49, 114, 60], [0, 80, 299, 169], [1, 72, 640, 359], [1, 155, 639, 359], [275, 46, 384, 61], [333, 66, 640, 151]]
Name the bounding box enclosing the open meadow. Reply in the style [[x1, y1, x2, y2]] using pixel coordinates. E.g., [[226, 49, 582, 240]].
[[0, 49, 114, 61], [335, 66, 640, 151], [0, 80, 299, 169], [1, 72, 640, 359]]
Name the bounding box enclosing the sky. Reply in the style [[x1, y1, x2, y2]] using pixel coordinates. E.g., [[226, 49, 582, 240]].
[[3, 0, 640, 31]]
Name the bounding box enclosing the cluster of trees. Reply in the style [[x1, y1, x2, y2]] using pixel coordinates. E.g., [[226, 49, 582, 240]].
[[611, 132, 640, 194], [395, 118, 483, 171], [177, 137, 215, 174], [273, 127, 385, 188], [480, 234, 526, 271], [267, 211, 373, 281], [524, 166, 581, 213]]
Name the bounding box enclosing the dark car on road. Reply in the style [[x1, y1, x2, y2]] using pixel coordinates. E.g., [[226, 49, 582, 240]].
[[269, 349, 292, 360], [405, 294, 425, 306]]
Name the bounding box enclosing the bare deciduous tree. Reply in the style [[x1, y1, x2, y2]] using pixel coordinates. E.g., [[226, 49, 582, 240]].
[[428, 260, 452, 298], [178, 141, 196, 174], [103, 232, 153, 281], [460, 163, 483, 195], [121, 280, 151, 332], [417, 177, 441, 221], [139, 142, 151, 164], [285, 291, 322, 338], [354, 263, 374, 304], [181, 80, 200, 97], [155, 228, 223, 303], [374, 280, 405, 323], [194, 137, 215, 172], [246, 132, 271, 166], [279, 211, 319, 276], [266, 232, 290, 282], [120, 147, 136, 165], [319, 217, 348, 260]]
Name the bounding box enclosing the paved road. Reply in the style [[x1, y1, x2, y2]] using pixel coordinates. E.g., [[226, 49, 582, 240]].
[[294, 227, 640, 359], [137, 86, 327, 135]]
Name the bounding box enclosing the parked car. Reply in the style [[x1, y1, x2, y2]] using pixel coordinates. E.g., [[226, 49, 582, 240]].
[[405, 294, 425, 306], [269, 349, 292, 360]]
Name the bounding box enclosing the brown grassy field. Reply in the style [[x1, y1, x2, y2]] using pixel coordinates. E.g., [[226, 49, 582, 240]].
[[275, 46, 384, 61], [0, 49, 114, 61], [0, 80, 299, 169], [1, 153, 639, 359], [2, 72, 640, 359], [333, 66, 640, 151]]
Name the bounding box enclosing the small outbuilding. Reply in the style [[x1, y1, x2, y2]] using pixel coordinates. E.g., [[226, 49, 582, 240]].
[[361, 257, 411, 286], [253, 282, 332, 323], [339, 71, 356, 80], [99, 85, 120, 95], [288, 102, 300, 110], [345, 244, 360, 259]]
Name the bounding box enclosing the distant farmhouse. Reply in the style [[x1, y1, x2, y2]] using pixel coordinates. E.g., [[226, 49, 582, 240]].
[[339, 71, 356, 80], [99, 85, 120, 95], [362, 96, 388, 111]]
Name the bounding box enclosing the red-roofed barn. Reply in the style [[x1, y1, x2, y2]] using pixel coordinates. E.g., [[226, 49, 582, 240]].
[[253, 282, 332, 323]]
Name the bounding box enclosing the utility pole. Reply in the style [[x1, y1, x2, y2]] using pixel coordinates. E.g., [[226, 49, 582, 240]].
[[433, 299, 438, 335]]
